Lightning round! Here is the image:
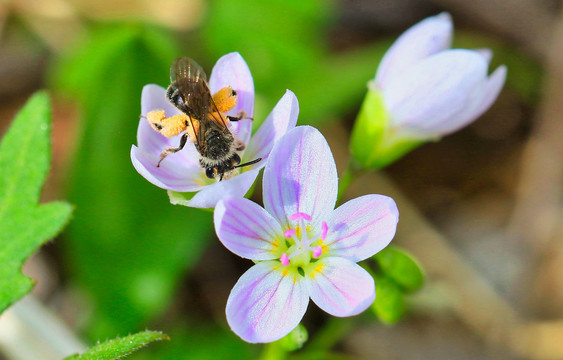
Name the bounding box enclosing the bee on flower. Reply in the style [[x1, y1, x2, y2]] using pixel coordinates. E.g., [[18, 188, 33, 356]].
[[131, 52, 298, 208]]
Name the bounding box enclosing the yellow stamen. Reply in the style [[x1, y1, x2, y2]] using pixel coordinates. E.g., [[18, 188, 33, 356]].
[[309, 264, 324, 278]]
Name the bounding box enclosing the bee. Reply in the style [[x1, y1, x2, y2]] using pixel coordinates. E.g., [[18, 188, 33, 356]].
[[145, 57, 261, 181]]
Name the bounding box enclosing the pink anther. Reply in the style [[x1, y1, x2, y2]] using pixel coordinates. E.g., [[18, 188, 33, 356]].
[[312, 246, 322, 258], [284, 229, 296, 238], [321, 221, 328, 240], [289, 212, 312, 221], [280, 253, 290, 266]]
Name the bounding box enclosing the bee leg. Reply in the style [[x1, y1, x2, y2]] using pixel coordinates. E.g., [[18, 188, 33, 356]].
[[157, 133, 188, 167], [227, 110, 253, 122]]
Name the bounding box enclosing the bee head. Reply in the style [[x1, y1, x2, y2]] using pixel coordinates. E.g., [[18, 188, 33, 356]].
[[205, 167, 215, 179]]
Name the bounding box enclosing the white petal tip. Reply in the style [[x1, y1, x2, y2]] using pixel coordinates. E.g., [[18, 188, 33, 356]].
[[436, 12, 452, 22], [475, 48, 493, 63]]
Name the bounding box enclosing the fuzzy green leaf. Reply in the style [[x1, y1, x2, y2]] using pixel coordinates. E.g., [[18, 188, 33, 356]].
[[65, 330, 168, 360], [0, 92, 73, 314]]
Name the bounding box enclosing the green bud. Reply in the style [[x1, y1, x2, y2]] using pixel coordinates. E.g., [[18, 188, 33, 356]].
[[371, 274, 406, 324], [374, 246, 425, 293], [350, 88, 425, 170], [280, 323, 308, 351]]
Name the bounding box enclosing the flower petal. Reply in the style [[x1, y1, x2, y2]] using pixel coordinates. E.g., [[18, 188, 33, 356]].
[[324, 195, 399, 262], [466, 65, 507, 124], [214, 198, 284, 260], [179, 168, 261, 208], [306, 257, 375, 317], [433, 64, 507, 136], [383, 49, 489, 138], [226, 261, 309, 343], [244, 90, 299, 165], [209, 52, 254, 147], [375, 12, 453, 89], [131, 145, 206, 192], [263, 126, 338, 228], [474, 48, 493, 63], [141, 84, 181, 121]]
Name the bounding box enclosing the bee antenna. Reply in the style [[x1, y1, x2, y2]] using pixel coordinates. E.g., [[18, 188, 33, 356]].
[[234, 158, 262, 169]]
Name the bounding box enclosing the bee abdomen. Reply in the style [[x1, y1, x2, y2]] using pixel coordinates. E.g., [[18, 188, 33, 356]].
[[205, 130, 233, 160], [166, 83, 189, 114]]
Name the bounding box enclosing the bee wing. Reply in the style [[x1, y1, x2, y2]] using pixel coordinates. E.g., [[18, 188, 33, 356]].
[[169, 57, 212, 151], [170, 57, 207, 84]]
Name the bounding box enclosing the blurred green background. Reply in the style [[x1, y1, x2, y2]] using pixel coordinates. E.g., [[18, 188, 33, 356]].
[[0, 0, 558, 358]]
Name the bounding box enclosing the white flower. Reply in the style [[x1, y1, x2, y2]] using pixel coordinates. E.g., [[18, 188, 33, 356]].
[[374, 12, 507, 138]]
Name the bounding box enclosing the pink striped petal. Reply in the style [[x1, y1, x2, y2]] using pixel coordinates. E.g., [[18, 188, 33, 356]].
[[131, 145, 206, 192], [324, 195, 399, 262], [226, 261, 309, 343], [375, 12, 452, 89], [306, 257, 375, 317], [263, 126, 338, 228], [174, 168, 261, 209], [209, 52, 254, 147], [214, 198, 283, 260], [244, 90, 299, 164]]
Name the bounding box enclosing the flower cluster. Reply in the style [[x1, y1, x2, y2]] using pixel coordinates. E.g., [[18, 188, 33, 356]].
[[131, 12, 507, 344], [214, 126, 399, 343]]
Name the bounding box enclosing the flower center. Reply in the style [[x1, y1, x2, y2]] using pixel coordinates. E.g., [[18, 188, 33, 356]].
[[279, 212, 328, 269]]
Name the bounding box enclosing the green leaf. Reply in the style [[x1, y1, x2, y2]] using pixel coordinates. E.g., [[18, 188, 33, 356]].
[[203, 0, 330, 92], [202, 0, 393, 126], [0, 92, 73, 314], [288, 41, 391, 126], [371, 275, 405, 324], [49, 23, 214, 338], [64, 330, 168, 360], [374, 246, 425, 292]]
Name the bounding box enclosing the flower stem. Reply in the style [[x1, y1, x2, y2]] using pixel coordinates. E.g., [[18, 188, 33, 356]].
[[337, 159, 364, 205], [308, 317, 355, 351]]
